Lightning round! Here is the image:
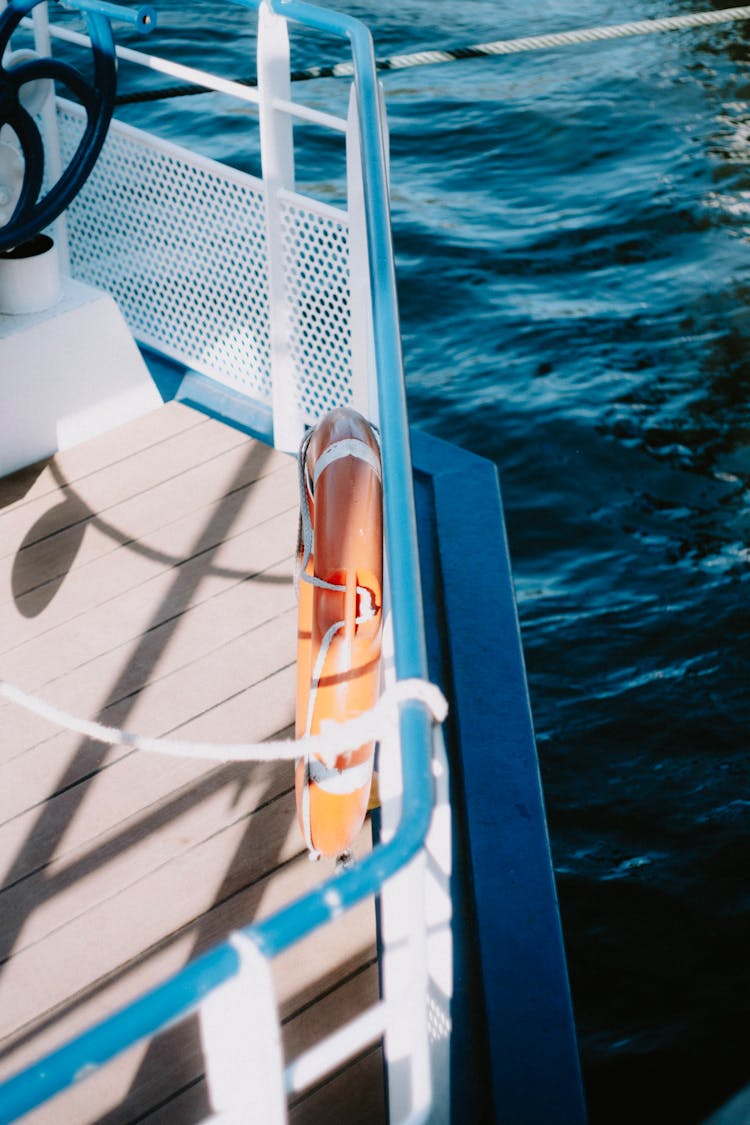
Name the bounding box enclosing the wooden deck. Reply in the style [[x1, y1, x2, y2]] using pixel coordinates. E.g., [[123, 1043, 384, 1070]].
[[0, 402, 383, 1123]]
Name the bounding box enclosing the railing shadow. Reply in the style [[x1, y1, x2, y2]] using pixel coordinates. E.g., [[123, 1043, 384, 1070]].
[[9, 453, 292, 626], [0, 424, 301, 1119], [95, 771, 303, 1125]]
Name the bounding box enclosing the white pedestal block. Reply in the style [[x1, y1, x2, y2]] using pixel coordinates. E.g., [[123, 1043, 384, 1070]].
[[0, 276, 161, 476]]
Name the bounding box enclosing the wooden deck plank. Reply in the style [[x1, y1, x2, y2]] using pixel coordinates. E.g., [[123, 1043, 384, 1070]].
[[0, 603, 297, 830], [13, 963, 382, 1124], [289, 1047, 386, 1124], [0, 403, 381, 1122], [0, 842, 376, 1093], [0, 757, 292, 966], [136, 1077, 210, 1125], [0, 432, 293, 606], [0, 506, 296, 698], [0, 405, 238, 562], [0, 656, 297, 890], [0, 403, 206, 516], [0, 549, 296, 778], [0, 451, 297, 653], [282, 960, 381, 1062], [0, 785, 302, 1041]]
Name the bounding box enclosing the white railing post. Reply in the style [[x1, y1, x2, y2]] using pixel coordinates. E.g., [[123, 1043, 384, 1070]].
[[381, 848, 433, 1123], [377, 619, 451, 1123], [345, 82, 379, 425], [257, 0, 301, 452], [378, 730, 453, 1124], [200, 934, 287, 1123], [376, 620, 435, 1122]]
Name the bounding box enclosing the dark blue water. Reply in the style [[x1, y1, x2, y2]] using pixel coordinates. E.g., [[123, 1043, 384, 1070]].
[[112, 2, 750, 1120], [375, 9, 750, 1124]]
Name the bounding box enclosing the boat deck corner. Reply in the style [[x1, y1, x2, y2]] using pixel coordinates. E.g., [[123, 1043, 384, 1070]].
[[0, 401, 383, 1123]]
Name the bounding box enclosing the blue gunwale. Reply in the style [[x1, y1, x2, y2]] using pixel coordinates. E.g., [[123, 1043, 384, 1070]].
[[410, 429, 587, 1123]]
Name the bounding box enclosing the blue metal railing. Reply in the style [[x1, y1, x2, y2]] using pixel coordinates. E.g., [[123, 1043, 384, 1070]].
[[0, 1, 435, 1119], [58, 0, 156, 30]]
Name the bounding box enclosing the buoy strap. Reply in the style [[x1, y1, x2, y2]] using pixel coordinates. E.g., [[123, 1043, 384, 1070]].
[[305, 755, 374, 794], [295, 423, 382, 602], [310, 437, 382, 489]]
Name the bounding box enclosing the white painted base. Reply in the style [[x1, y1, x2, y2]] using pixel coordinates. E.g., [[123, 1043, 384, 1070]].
[[0, 276, 161, 477]]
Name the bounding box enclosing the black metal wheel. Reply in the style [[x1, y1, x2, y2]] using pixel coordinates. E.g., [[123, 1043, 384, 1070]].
[[0, 0, 116, 250]]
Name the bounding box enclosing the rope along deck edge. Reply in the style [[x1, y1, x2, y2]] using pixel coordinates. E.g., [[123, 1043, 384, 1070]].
[[115, 6, 750, 105], [0, 676, 447, 767]]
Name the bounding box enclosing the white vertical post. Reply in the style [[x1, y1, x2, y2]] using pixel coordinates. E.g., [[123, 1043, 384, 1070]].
[[345, 83, 376, 425], [377, 615, 436, 1123], [201, 934, 287, 1123], [381, 850, 433, 1123], [345, 81, 390, 427], [32, 2, 70, 272], [381, 608, 452, 1120], [257, 0, 300, 452], [422, 725, 454, 1121]]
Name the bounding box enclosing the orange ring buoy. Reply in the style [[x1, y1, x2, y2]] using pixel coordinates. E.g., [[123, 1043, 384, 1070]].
[[295, 406, 383, 859]]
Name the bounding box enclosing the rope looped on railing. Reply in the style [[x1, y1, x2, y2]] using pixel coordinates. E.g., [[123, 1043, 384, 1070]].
[[0, 676, 447, 767]]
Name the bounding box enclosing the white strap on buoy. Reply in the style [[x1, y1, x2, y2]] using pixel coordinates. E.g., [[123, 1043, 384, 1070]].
[[310, 437, 382, 489], [295, 429, 381, 599]]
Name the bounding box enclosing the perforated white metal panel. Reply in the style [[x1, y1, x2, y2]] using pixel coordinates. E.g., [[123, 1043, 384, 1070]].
[[280, 196, 353, 424], [58, 105, 272, 401], [56, 103, 354, 422]]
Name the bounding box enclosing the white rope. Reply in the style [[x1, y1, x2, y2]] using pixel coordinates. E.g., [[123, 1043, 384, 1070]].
[[463, 7, 750, 58], [302, 6, 750, 78], [0, 676, 447, 768], [114, 6, 750, 105]]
